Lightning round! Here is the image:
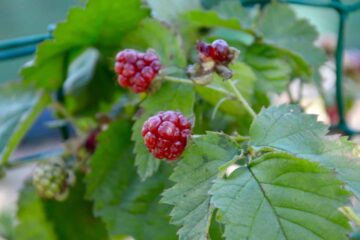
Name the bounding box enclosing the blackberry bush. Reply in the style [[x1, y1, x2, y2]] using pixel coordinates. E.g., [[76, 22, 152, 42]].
[[1, 1, 360, 240]]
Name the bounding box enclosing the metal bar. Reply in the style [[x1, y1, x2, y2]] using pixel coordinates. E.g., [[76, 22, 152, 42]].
[[0, 45, 37, 61], [0, 33, 50, 50], [241, 0, 345, 10], [334, 11, 349, 134]]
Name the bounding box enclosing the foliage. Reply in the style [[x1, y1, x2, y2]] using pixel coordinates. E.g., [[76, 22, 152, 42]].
[[1, 0, 359, 239]]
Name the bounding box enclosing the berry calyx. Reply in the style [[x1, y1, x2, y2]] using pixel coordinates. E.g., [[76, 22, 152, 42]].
[[32, 159, 69, 200], [115, 49, 161, 93], [196, 39, 234, 64], [141, 111, 192, 161]]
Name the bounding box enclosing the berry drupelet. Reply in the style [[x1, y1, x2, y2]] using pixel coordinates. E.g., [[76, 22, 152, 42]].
[[115, 49, 161, 93], [142, 111, 192, 161]]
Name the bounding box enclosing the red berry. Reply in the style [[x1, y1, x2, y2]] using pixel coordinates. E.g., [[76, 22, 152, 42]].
[[84, 128, 101, 153], [196, 39, 233, 64], [210, 39, 230, 62], [115, 49, 161, 93], [142, 111, 192, 161]]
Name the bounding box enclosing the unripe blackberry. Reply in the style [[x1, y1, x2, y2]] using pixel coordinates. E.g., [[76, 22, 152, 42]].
[[32, 159, 69, 200], [142, 111, 192, 161], [196, 39, 234, 64], [115, 49, 161, 93]]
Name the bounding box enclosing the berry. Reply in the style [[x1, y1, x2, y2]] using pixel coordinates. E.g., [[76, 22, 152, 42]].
[[115, 49, 161, 93], [196, 39, 233, 64], [32, 159, 69, 200], [142, 111, 192, 160], [84, 128, 101, 153]]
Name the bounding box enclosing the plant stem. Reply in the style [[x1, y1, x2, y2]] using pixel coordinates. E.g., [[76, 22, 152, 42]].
[[164, 76, 232, 96], [226, 80, 257, 118]]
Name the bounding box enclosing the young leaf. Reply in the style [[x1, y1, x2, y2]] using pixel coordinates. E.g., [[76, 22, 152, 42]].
[[22, 0, 149, 90], [123, 19, 186, 68], [86, 120, 177, 240], [249, 105, 360, 199], [0, 83, 50, 164], [256, 3, 325, 78], [161, 132, 241, 240], [210, 152, 351, 240], [132, 82, 195, 180]]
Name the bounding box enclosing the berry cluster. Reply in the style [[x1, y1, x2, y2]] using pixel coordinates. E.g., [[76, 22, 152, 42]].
[[32, 160, 69, 200], [196, 39, 234, 65], [142, 111, 192, 160], [115, 49, 161, 93]]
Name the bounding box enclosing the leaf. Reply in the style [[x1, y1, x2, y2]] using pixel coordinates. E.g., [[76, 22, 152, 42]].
[[196, 62, 256, 117], [249, 105, 360, 199], [210, 152, 351, 240], [22, 0, 149, 90], [0, 83, 50, 164], [256, 3, 326, 78], [132, 82, 195, 180], [16, 175, 108, 240], [161, 132, 241, 240], [182, 10, 242, 30], [15, 183, 57, 240], [213, 0, 252, 28], [64, 59, 120, 116], [147, 0, 201, 23], [86, 120, 177, 240], [244, 43, 292, 93], [123, 19, 186, 68], [63, 48, 100, 95]]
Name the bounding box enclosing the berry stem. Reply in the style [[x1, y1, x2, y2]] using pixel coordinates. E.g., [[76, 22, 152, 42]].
[[226, 80, 256, 118], [164, 76, 233, 96]]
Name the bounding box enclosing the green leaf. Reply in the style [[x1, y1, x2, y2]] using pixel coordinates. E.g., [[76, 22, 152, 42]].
[[16, 175, 108, 240], [210, 152, 351, 240], [182, 10, 242, 30], [244, 43, 292, 93], [0, 83, 50, 164], [123, 19, 186, 68], [15, 183, 57, 240], [196, 62, 256, 117], [64, 59, 120, 116], [147, 0, 201, 23], [161, 132, 241, 240], [132, 82, 195, 180], [86, 120, 177, 240], [256, 3, 325, 78], [213, 0, 252, 28], [249, 105, 360, 199], [22, 0, 149, 90], [44, 174, 109, 240], [63, 48, 100, 95]]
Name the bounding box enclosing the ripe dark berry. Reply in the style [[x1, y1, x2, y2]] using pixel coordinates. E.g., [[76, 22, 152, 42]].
[[115, 49, 161, 93], [84, 128, 101, 153], [142, 111, 192, 161], [196, 39, 233, 64], [32, 159, 69, 200]]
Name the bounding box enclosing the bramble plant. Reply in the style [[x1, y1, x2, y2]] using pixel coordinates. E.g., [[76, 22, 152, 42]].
[[1, 0, 360, 239]]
